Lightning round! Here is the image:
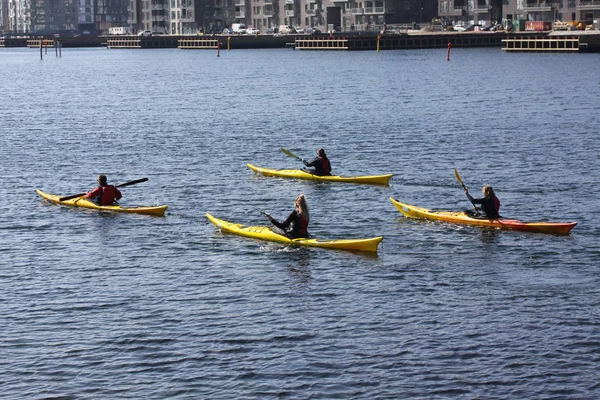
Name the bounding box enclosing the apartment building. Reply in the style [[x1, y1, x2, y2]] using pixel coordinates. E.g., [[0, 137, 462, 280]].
[[1, 0, 7, 32], [438, 0, 598, 25]]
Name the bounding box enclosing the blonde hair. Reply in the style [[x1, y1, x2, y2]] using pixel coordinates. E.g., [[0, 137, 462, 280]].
[[295, 194, 310, 220], [483, 185, 496, 198]]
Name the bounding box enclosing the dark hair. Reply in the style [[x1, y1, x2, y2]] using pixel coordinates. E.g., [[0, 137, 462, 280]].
[[317, 148, 326, 157], [98, 174, 107, 185]]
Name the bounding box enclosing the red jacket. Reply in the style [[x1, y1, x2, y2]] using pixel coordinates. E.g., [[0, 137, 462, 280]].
[[86, 185, 122, 205]]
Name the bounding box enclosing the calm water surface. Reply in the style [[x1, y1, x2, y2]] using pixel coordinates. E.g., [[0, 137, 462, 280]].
[[1, 46, 599, 398]]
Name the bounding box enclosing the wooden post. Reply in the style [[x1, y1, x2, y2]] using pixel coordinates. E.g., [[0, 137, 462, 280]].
[[447, 42, 452, 61], [227, 36, 231, 50], [59, 41, 62, 57], [377, 35, 381, 52], [217, 42, 221, 57], [40, 39, 43, 60]]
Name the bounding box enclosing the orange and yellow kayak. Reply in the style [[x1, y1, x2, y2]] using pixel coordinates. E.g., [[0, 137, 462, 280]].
[[207, 213, 382, 252], [248, 164, 393, 185], [390, 198, 577, 235], [36, 189, 168, 216]]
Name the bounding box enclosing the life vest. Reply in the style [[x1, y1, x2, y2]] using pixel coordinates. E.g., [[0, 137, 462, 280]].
[[97, 185, 121, 205], [319, 156, 331, 175], [295, 213, 309, 237], [493, 196, 500, 215]]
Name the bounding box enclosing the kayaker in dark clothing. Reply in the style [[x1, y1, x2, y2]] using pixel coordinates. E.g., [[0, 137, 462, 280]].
[[465, 185, 500, 219], [303, 148, 332, 176], [266, 194, 310, 239], [86, 174, 122, 206]]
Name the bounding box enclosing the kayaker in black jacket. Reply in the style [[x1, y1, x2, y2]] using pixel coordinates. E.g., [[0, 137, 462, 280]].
[[465, 185, 500, 218], [266, 194, 310, 239], [303, 148, 332, 176]]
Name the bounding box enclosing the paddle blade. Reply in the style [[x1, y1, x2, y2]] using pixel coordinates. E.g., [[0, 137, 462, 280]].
[[280, 147, 302, 161], [454, 168, 466, 190], [116, 177, 148, 188]]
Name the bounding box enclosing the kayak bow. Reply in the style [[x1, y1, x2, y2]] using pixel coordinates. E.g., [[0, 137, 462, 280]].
[[390, 198, 577, 235], [207, 213, 382, 252], [36, 189, 168, 216], [248, 164, 392, 185]]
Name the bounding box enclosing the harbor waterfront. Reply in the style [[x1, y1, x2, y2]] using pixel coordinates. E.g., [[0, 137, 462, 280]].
[[1, 47, 599, 398], [3, 30, 600, 51]]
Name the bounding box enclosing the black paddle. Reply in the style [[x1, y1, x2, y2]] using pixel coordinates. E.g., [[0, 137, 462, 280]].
[[59, 177, 149, 202], [454, 169, 478, 213]]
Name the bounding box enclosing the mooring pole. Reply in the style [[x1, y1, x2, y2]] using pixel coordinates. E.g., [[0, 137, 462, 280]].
[[40, 39, 43, 60], [447, 42, 452, 61], [217, 42, 221, 57]]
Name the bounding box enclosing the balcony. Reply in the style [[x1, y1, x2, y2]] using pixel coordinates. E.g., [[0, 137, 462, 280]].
[[578, 0, 600, 9], [285, 0, 294, 3], [235, 0, 244, 5], [263, 0, 272, 3], [286, 9, 295, 16], [351, 7, 364, 13], [264, 9, 274, 16], [522, 2, 552, 11], [236, 11, 245, 17], [306, 9, 317, 14], [364, 6, 386, 13]]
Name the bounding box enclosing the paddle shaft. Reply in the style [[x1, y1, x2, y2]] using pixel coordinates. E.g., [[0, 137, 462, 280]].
[[58, 177, 149, 202], [454, 169, 478, 212]]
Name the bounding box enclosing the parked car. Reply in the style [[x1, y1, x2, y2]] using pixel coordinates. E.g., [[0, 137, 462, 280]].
[[266, 28, 277, 34], [246, 28, 260, 35], [222, 28, 231, 35], [464, 24, 481, 31], [453, 24, 466, 32], [295, 28, 305, 34], [305, 27, 322, 35], [138, 30, 153, 36]]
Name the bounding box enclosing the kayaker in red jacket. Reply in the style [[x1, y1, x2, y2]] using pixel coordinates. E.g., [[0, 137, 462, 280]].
[[266, 194, 310, 238], [303, 148, 332, 176], [465, 185, 500, 218], [86, 174, 122, 205]]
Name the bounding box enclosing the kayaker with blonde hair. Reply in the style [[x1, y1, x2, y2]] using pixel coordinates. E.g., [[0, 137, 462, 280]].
[[86, 174, 122, 205], [266, 194, 310, 238], [465, 185, 500, 219], [303, 148, 331, 176]]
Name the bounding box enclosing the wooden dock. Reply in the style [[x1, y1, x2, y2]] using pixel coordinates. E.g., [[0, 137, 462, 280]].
[[502, 35, 580, 51], [178, 38, 219, 49]]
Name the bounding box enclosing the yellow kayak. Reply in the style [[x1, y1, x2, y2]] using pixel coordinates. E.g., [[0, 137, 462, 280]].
[[207, 213, 383, 252], [248, 164, 393, 185], [36, 189, 168, 216], [390, 198, 577, 235]]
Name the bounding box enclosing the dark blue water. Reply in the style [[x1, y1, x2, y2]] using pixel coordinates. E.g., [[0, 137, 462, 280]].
[[1, 46, 599, 399]]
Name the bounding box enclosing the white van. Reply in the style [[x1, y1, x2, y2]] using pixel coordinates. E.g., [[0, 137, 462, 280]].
[[278, 25, 296, 34], [231, 23, 247, 34]]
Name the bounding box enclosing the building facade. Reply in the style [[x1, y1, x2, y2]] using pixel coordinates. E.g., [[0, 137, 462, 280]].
[[3, 0, 597, 34], [438, 0, 599, 26]]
